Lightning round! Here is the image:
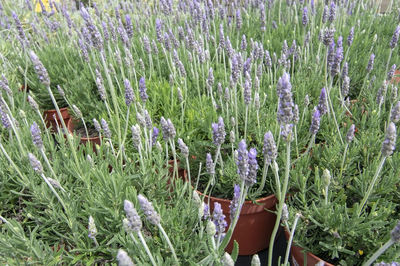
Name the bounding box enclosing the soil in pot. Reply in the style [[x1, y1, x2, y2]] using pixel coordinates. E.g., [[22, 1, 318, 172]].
[[284, 229, 334, 266], [201, 191, 278, 255]]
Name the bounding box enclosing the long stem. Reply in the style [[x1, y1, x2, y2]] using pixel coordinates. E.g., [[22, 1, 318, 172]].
[[256, 159, 269, 195], [268, 141, 291, 266], [339, 143, 349, 179], [158, 224, 179, 264], [357, 156, 386, 216], [283, 214, 301, 266], [137, 231, 157, 266], [363, 239, 394, 266]]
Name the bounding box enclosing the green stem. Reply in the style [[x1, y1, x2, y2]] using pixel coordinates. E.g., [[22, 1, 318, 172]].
[[363, 238, 394, 266], [158, 224, 179, 264], [268, 141, 291, 266], [137, 231, 157, 266], [283, 213, 301, 266], [357, 156, 386, 217]]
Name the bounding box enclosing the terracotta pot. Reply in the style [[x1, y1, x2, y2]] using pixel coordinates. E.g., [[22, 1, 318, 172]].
[[391, 70, 400, 84], [43, 107, 70, 131], [200, 192, 278, 255], [284, 229, 334, 266], [67, 119, 101, 152]]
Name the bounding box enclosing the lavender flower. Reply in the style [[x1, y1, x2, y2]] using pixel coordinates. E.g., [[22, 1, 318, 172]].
[[124, 15, 133, 38], [263, 131, 277, 165], [137, 194, 160, 225], [241, 35, 247, 51], [124, 200, 142, 232], [322, 28, 335, 46], [236, 9, 242, 29], [151, 127, 159, 146], [207, 68, 214, 88], [27, 95, 39, 110], [302, 7, 308, 26], [317, 88, 328, 116], [212, 202, 227, 236], [390, 25, 400, 49], [0, 75, 12, 96], [29, 51, 50, 87], [229, 184, 241, 220], [391, 101, 400, 123], [342, 62, 349, 78], [346, 124, 355, 143], [12, 11, 28, 47], [382, 122, 397, 157], [93, 118, 101, 135], [236, 140, 249, 182], [139, 77, 148, 103], [31, 122, 43, 149], [206, 153, 215, 175], [0, 106, 10, 129], [28, 153, 43, 174], [101, 118, 111, 138], [178, 138, 189, 158], [388, 64, 397, 81], [309, 108, 321, 135], [95, 69, 106, 101], [88, 216, 98, 240], [212, 117, 226, 146], [124, 79, 135, 106], [322, 5, 328, 23], [391, 220, 400, 242], [342, 76, 350, 97], [247, 148, 258, 186], [244, 76, 252, 106], [131, 125, 141, 150], [347, 27, 354, 46], [117, 249, 135, 266], [277, 72, 294, 125], [367, 54, 375, 73], [328, 1, 336, 22]]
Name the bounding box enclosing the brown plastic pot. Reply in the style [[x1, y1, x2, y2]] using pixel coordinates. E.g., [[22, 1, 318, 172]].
[[200, 192, 278, 255], [284, 229, 334, 266], [392, 70, 400, 84], [67, 119, 101, 152], [43, 107, 70, 131]]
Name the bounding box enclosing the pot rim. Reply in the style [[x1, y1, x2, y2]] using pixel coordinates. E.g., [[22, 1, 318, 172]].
[[197, 189, 276, 204]]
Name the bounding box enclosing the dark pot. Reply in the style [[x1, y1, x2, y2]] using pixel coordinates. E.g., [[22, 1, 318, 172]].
[[200, 191, 278, 255]]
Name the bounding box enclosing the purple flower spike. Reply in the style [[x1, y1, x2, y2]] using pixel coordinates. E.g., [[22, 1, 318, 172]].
[[101, 118, 111, 138], [347, 27, 354, 46], [124, 79, 135, 106], [123, 200, 142, 232], [309, 108, 321, 135], [178, 138, 189, 158], [277, 71, 294, 125], [28, 153, 43, 174], [139, 77, 148, 103], [244, 76, 252, 106], [391, 101, 400, 123], [151, 127, 159, 146], [317, 88, 328, 116], [29, 51, 50, 87], [247, 148, 258, 186], [329, 1, 336, 22], [390, 25, 400, 49], [241, 35, 247, 51], [137, 194, 160, 225], [367, 54, 375, 73], [382, 122, 397, 157], [302, 7, 308, 26], [206, 153, 215, 175], [263, 131, 277, 165], [229, 184, 241, 220], [236, 140, 249, 182], [212, 117, 226, 146], [212, 202, 227, 236], [31, 122, 43, 149], [388, 64, 397, 81], [346, 124, 355, 143]]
